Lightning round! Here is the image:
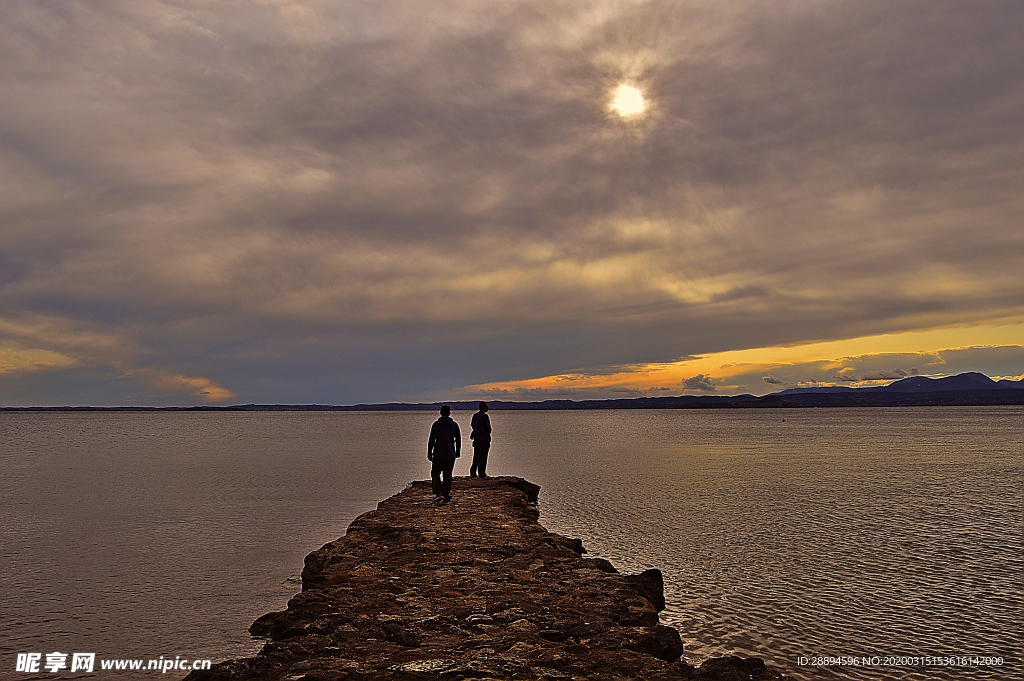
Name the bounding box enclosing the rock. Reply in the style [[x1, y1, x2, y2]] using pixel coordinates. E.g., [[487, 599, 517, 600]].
[[185, 476, 790, 680], [693, 656, 776, 680], [249, 611, 286, 637], [625, 569, 667, 612]]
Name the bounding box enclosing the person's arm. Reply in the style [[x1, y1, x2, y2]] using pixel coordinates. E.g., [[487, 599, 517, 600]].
[[427, 423, 437, 460], [455, 425, 461, 458]]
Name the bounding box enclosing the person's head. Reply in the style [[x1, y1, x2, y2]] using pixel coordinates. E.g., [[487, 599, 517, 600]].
[[440, 405, 451, 417], [478, 401, 489, 412]]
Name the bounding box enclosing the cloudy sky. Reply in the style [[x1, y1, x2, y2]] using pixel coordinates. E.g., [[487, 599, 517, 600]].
[[1, 0, 1022, 406]]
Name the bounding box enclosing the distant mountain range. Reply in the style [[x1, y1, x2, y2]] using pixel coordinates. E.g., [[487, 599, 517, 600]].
[[778, 371, 1023, 394], [756, 371, 1024, 408], [3, 373, 1022, 411]]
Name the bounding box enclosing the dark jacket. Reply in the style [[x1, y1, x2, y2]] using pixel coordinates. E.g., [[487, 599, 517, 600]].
[[470, 411, 491, 444], [428, 416, 461, 461]]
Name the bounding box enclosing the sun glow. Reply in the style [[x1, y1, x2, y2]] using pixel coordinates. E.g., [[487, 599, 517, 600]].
[[610, 84, 646, 117]]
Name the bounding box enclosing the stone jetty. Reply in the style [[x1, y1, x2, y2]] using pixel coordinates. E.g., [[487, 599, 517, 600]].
[[186, 477, 789, 681]]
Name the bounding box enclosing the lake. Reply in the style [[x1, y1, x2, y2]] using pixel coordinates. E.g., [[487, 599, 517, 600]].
[[1, 407, 1021, 680]]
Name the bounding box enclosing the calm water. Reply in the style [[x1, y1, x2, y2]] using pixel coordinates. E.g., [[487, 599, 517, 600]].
[[1, 408, 1021, 680]]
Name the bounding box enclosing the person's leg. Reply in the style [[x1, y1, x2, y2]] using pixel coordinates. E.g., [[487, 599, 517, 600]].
[[441, 459, 455, 500], [470, 444, 483, 478], [431, 460, 443, 497], [478, 441, 490, 478]]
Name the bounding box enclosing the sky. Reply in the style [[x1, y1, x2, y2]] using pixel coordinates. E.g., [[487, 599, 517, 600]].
[[1, 0, 1022, 406]]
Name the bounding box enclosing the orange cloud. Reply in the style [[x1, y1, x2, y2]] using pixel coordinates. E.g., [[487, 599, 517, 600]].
[[0, 347, 78, 375], [138, 369, 238, 403], [454, 322, 1024, 400]]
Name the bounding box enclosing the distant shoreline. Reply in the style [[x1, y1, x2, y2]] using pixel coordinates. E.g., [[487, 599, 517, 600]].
[[3, 389, 1022, 411], [4, 372, 1021, 411]]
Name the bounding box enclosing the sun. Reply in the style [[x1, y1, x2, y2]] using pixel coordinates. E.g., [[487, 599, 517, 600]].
[[610, 84, 646, 118]]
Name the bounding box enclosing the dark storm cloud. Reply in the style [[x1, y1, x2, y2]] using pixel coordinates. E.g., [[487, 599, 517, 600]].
[[1, 0, 1022, 404], [937, 345, 1024, 380], [682, 374, 715, 392]]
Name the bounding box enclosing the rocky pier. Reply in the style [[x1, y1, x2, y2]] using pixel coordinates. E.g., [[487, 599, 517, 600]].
[[186, 477, 789, 681]]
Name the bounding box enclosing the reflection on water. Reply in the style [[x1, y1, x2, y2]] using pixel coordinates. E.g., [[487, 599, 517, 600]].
[[1, 411, 432, 667], [1, 408, 1021, 680], [504, 408, 1023, 681]]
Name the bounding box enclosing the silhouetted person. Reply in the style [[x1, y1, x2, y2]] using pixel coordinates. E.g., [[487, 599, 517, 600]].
[[427, 405, 461, 503], [469, 401, 491, 479]]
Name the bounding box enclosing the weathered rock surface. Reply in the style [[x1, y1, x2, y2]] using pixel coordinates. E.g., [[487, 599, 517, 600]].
[[185, 477, 789, 681]]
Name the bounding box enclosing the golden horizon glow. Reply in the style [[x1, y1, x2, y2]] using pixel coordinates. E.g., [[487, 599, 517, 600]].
[[462, 321, 1024, 398], [610, 84, 646, 118]]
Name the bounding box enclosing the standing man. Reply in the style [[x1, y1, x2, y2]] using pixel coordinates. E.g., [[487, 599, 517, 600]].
[[469, 401, 491, 479], [427, 405, 461, 504]]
